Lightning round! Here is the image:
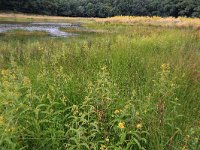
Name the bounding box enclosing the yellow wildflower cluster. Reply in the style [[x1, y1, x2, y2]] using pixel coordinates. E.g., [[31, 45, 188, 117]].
[[1, 69, 16, 82], [160, 63, 170, 72], [5, 127, 15, 133], [1, 69, 10, 76], [22, 76, 31, 87], [118, 122, 125, 129], [71, 105, 79, 115], [82, 42, 89, 50], [38, 46, 45, 51]]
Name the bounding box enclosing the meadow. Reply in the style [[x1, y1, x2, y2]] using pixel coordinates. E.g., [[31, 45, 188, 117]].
[[0, 14, 200, 150]]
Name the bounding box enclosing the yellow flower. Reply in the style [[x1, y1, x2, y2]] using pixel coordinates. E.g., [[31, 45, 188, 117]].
[[23, 76, 31, 87], [0, 116, 4, 125], [71, 105, 79, 115], [181, 146, 188, 150], [118, 122, 125, 129], [1, 69, 9, 76], [105, 138, 109, 142], [5, 127, 15, 133], [100, 144, 108, 150], [114, 109, 122, 115], [135, 111, 140, 116], [186, 135, 190, 139], [160, 63, 170, 71], [136, 123, 143, 129]]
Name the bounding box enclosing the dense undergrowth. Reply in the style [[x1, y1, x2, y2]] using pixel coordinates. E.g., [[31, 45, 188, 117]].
[[0, 21, 200, 150]]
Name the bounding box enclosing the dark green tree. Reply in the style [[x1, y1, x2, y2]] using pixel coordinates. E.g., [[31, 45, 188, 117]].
[[0, 0, 200, 18]]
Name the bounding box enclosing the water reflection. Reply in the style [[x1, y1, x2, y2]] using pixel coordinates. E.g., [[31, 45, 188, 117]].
[[0, 22, 78, 37]]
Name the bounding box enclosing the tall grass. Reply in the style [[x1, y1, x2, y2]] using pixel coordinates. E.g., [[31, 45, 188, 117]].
[[0, 20, 199, 149], [95, 16, 200, 29]]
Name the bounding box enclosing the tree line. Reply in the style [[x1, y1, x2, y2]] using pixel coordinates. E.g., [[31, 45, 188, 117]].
[[1, 0, 200, 18]]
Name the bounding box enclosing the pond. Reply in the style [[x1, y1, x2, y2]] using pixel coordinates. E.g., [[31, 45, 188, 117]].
[[0, 22, 79, 37]]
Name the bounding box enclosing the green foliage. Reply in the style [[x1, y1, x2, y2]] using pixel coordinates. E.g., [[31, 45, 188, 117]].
[[0, 22, 200, 149]]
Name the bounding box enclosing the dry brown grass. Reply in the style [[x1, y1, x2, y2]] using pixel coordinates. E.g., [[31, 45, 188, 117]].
[[0, 13, 94, 23], [95, 16, 200, 30], [0, 13, 84, 20]]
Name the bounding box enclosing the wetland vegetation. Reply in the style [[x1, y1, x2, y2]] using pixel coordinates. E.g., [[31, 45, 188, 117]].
[[0, 14, 199, 149]]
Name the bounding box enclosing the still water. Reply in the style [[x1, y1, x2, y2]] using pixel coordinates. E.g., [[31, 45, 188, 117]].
[[0, 22, 78, 37]]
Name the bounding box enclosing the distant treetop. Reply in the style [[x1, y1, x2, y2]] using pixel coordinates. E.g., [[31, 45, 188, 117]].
[[0, 0, 200, 18]]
